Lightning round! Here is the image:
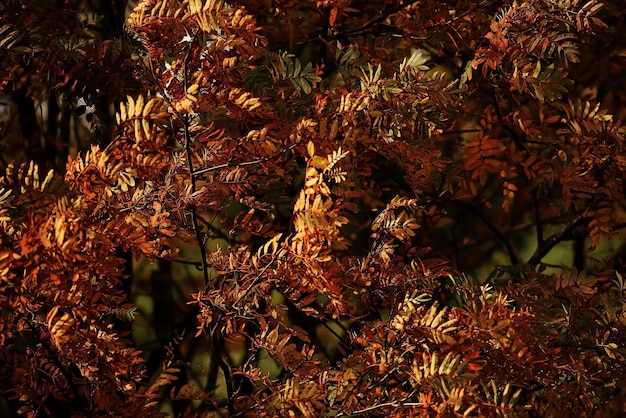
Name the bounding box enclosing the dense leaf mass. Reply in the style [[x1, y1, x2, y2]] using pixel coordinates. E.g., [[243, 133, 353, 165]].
[[1, 0, 626, 416]]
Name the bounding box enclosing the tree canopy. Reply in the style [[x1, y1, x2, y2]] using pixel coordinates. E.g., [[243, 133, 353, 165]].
[[1, 0, 626, 416]]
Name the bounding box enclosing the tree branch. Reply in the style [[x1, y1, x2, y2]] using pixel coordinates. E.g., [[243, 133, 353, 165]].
[[192, 142, 299, 178], [321, 0, 488, 43], [180, 57, 211, 288], [427, 193, 519, 265], [328, 0, 420, 40], [183, 117, 210, 287], [527, 215, 586, 268]]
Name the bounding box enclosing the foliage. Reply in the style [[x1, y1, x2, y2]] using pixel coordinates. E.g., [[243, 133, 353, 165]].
[[1, 0, 626, 416]]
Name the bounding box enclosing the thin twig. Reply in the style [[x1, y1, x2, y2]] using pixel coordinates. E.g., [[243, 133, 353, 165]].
[[337, 400, 424, 416], [233, 256, 277, 308], [192, 141, 299, 177], [181, 61, 211, 288]]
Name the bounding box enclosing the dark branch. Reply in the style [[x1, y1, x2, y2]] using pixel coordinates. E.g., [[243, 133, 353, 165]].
[[327, 0, 420, 41], [181, 82, 210, 287], [428, 193, 519, 265], [527, 215, 586, 268]]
